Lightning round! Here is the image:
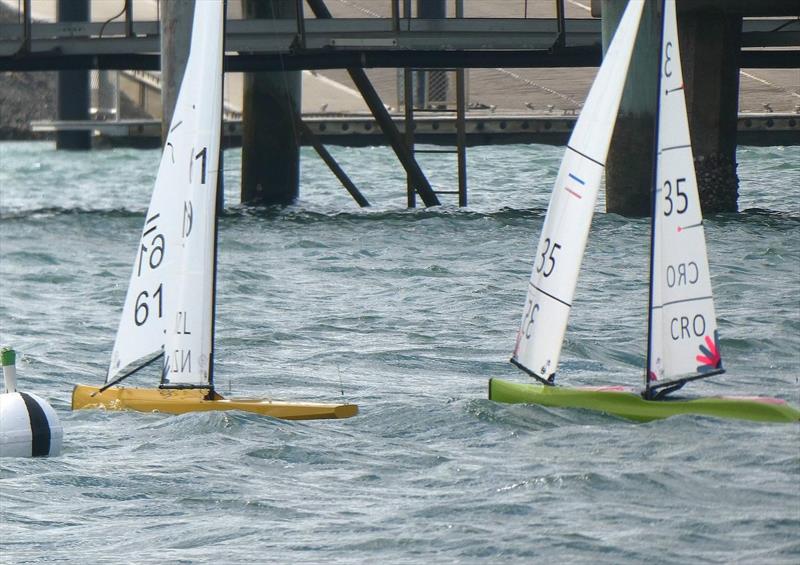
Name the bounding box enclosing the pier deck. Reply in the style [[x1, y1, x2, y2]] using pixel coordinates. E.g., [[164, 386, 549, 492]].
[[0, 16, 797, 71]]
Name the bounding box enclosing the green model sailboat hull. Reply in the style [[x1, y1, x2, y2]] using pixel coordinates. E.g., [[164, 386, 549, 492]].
[[488, 379, 800, 423]]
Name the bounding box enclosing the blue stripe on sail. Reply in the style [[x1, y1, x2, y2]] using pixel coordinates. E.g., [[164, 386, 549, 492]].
[[568, 173, 585, 185]]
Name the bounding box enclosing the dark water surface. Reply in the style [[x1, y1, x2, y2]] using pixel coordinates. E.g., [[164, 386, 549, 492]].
[[1, 142, 798, 563]]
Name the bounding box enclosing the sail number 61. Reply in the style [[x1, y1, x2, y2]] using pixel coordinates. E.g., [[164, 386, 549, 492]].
[[134, 283, 163, 326]]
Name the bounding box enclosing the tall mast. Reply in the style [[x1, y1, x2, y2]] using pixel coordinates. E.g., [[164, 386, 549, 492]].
[[207, 0, 227, 396], [644, 0, 668, 398]]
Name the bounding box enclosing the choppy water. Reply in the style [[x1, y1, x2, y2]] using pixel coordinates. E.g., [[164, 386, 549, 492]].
[[1, 141, 798, 564]]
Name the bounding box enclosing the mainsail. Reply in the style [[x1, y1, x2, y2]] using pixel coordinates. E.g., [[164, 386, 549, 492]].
[[107, 1, 223, 389], [512, 0, 645, 382], [645, 0, 723, 397]]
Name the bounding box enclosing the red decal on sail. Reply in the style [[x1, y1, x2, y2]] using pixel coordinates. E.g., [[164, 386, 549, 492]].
[[696, 332, 722, 373]]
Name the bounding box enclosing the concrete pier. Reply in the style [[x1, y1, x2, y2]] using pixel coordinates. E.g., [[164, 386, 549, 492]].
[[4, 0, 798, 211], [417, 0, 448, 108], [240, 0, 301, 206], [55, 0, 90, 150], [604, 0, 747, 215], [679, 8, 742, 213], [159, 0, 194, 144], [602, 0, 658, 217]]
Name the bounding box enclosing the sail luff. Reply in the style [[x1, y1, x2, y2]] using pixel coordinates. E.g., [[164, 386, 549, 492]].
[[645, 0, 724, 397], [207, 0, 228, 392], [644, 0, 668, 394], [511, 0, 645, 382], [161, 0, 224, 388]]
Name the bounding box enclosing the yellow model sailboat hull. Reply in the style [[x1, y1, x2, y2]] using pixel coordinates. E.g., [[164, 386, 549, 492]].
[[72, 385, 357, 420]]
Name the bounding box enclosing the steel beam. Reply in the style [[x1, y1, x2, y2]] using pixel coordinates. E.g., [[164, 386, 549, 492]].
[[299, 121, 370, 207], [305, 0, 440, 207], [1, 17, 795, 57], [6, 47, 798, 73]]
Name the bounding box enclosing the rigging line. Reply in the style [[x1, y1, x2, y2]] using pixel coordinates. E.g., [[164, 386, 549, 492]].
[[207, 0, 228, 394], [677, 221, 702, 231], [659, 144, 690, 153], [645, 0, 669, 396], [98, 0, 130, 39], [647, 368, 725, 395], [94, 352, 165, 395], [510, 357, 554, 386], [268, 6, 301, 148], [769, 18, 798, 34]]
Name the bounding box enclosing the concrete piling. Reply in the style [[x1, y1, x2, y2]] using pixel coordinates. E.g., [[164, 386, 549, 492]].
[[603, 0, 743, 215], [55, 0, 90, 150], [240, 0, 301, 206], [678, 7, 742, 213], [159, 0, 194, 145], [602, 0, 659, 217]]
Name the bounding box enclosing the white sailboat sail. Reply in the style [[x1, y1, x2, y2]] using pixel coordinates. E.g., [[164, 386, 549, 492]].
[[107, 0, 224, 389], [645, 0, 723, 396], [512, 0, 645, 382]]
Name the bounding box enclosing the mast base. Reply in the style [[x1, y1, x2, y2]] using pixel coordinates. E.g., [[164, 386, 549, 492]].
[[71, 384, 357, 420], [488, 378, 800, 423]]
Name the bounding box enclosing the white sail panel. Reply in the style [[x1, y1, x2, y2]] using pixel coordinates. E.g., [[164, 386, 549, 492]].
[[107, 1, 223, 387], [106, 80, 195, 382], [512, 0, 645, 381], [161, 0, 223, 387], [647, 0, 722, 390]]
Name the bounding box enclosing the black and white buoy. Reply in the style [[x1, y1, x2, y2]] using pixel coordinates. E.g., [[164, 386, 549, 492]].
[[0, 347, 62, 457]]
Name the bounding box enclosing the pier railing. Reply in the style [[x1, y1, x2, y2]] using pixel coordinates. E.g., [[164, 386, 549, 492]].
[[0, 10, 797, 71]]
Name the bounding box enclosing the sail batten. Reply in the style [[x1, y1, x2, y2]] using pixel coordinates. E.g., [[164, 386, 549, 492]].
[[645, 0, 724, 395], [512, 0, 645, 381]]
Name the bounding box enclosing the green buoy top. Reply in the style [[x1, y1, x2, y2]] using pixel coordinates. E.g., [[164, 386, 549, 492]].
[[1, 347, 16, 367]]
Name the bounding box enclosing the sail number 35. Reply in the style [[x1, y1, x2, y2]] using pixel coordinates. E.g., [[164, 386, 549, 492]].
[[536, 238, 562, 277], [663, 178, 688, 216]]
